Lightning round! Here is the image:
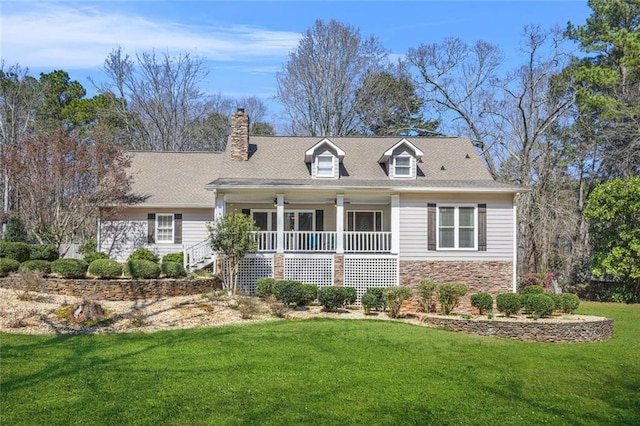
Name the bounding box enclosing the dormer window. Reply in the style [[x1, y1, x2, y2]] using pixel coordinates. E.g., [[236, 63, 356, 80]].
[[379, 138, 424, 180], [394, 156, 411, 177], [305, 138, 345, 179], [316, 155, 335, 177]]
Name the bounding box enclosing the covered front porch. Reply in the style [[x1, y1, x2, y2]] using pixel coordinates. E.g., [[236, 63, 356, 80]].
[[215, 189, 400, 255]]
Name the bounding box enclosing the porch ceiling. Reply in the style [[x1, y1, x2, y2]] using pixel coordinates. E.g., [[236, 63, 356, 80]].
[[222, 190, 391, 205]]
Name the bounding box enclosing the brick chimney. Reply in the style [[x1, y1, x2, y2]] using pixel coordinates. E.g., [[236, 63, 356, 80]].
[[230, 108, 250, 161]]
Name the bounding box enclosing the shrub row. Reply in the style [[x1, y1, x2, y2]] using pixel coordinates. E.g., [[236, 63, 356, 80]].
[[495, 292, 580, 318], [0, 242, 59, 263]]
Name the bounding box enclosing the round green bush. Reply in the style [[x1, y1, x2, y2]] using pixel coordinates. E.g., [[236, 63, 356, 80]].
[[496, 293, 523, 317], [162, 252, 184, 264], [437, 283, 468, 315], [28, 244, 59, 261], [274, 280, 305, 306], [318, 286, 347, 311], [0, 242, 31, 263], [362, 287, 385, 313], [128, 248, 159, 263], [558, 293, 580, 314], [255, 277, 277, 298], [343, 286, 357, 306], [51, 258, 89, 279], [124, 259, 161, 279], [0, 258, 20, 277], [383, 286, 414, 318], [300, 283, 318, 306], [83, 251, 110, 264], [88, 259, 123, 279], [525, 293, 555, 319], [470, 292, 493, 315], [520, 285, 545, 294], [19, 260, 52, 275], [161, 261, 186, 278]]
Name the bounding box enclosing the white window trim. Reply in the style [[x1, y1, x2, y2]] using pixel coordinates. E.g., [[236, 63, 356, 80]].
[[315, 154, 336, 178], [156, 213, 175, 244], [346, 210, 384, 231], [284, 210, 316, 231], [436, 204, 478, 250], [392, 155, 413, 179]]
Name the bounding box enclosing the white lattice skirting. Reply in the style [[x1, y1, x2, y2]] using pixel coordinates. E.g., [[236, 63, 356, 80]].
[[344, 255, 399, 302], [234, 254, 274, 295], [284, 255, 334, 288]]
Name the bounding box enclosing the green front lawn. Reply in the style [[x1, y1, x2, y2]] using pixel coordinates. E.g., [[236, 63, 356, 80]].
[[2, 302, 638, 425]]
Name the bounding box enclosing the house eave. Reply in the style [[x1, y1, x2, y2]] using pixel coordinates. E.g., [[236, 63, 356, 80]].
[[205, 183, 527, 194]]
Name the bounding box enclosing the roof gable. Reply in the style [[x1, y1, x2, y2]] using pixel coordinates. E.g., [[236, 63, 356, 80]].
[[304, 138, 345, 163], [378, 138, 424, 163]]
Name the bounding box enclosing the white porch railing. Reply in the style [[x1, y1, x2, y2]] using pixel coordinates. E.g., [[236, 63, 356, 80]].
[[253, 231, 392, 253], [345, 231, 392, 253], [284, 231, 337, 252], [183, 238, 213, 270]]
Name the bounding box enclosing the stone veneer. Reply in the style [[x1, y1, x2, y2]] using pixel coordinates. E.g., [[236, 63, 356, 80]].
[[399, 260, 513, 312], [421, 315, 614, 343], [334, 254, 344, 286], [229, 109, 250, 161], [273, 254, 284, 280], [0, 277, 221, 301]]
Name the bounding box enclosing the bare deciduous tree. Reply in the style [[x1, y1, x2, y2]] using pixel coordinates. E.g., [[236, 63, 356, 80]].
[[276, 19, 387, 136], [407, 38, 503, 178], [8, 126, 133, 254]]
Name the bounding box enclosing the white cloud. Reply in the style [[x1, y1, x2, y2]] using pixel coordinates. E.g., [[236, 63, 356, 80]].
[[1, 4, 302, 69]]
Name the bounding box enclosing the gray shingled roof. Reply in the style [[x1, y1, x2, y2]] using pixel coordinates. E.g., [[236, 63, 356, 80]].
[[128, 136, 522, 206], [209, 136, 521, 191], [128, 151, 222, 206]]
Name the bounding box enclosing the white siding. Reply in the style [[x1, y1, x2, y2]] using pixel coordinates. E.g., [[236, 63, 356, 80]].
[[100, 208, 213, 262], [399, 193, 514, 261]]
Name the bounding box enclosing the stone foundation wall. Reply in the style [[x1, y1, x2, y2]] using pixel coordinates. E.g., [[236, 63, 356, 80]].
[[273, 254, 284, 280], [422, 315, 614, 343], [0, 277, 221, 301], [399, 260, 513, 312], [334, 254, 344, 286]]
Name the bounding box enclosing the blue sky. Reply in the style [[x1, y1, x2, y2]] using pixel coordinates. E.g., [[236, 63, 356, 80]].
[[2, 0, 592, 123]]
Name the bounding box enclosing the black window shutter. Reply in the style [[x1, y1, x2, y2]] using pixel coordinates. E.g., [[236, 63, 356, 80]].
[[478, 204, 487, 251], [174, 214, 182, 244], [147, 213, 156, 244], [427, 203, 436, 251], [316, 209, 324, 231], [241, 209, 251, 217]]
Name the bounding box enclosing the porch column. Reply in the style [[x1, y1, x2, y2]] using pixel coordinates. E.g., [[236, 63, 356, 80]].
[[214, 190, 225, 222], [391, 193, 400, 255], [336, 194, 344, 254], [276, 193, 284, 253]]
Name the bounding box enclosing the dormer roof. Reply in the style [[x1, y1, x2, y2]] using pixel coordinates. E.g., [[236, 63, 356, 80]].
[[378, 138, 424, 163], [304, 138, 346, 163]]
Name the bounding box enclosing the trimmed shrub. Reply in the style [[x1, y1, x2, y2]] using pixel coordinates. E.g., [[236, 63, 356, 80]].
[[300, 283, 318, 306], [437, 283, 468, 315], [470, 292, 493, 315], [128, 248, 159, 263], [83, 251, 110, 264], [255, 277, 277, 299], [343, 286, 357, 306], [274, 280, 305, 306], [417, 279, 438, 312], [557, 293, 580, 314], [124, 259, 161, 279], [0, 258, 20, 277], [520, 285, 545, 294], [496, 293, 522, 317], [383, 286, 413, 318], [362, 287, 385, 314], [88, 259, 123, 279], [28, 244, 59, 261], [51, 258, 88, 279], [162, 252, 184, 264], [0, 242, 31, 263], [19, 260, 52, 276], [525, 293, 555, 319], [318, 286, 349, 312], [161, 261, 186, 278]]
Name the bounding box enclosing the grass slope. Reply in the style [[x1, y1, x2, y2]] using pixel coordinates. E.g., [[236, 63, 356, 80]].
[[1, 302, 639, 425]]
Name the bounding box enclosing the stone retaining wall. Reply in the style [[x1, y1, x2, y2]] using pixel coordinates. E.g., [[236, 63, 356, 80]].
[[0, 277, 221, 301], [421, 315, 614, 343]]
